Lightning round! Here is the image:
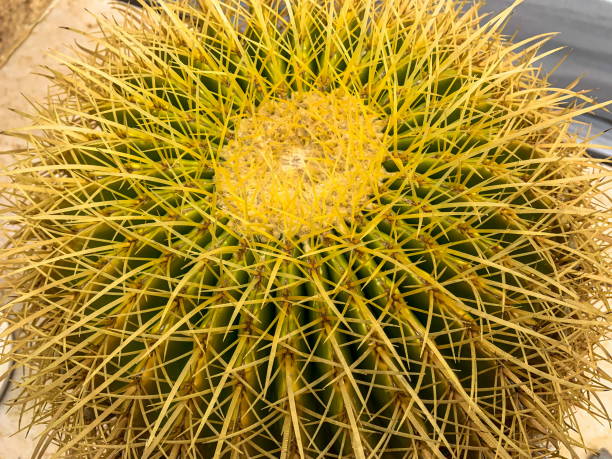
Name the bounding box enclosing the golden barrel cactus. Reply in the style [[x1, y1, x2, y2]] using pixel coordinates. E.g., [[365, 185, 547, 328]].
[[1, 0, 611, 457]]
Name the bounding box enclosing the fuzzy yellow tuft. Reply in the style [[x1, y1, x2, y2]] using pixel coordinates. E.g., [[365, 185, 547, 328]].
[[215, 89, 387, 238]]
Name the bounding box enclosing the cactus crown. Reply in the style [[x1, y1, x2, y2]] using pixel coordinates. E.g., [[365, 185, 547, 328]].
[[0, 0, 610, 458], [215, 89, 387, 238]]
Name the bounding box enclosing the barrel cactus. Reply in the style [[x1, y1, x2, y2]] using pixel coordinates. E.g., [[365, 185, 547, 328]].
[[1, 0, 610, 457]]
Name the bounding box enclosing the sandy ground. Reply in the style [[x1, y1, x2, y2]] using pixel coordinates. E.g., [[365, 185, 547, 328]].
[[0, 0, 54, 67], [0, 0, 118, 160], [0, 1, 610, 457]]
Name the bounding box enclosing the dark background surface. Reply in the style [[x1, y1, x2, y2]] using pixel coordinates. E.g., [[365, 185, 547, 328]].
[[472, 0, 612, 157], [474, 0, 612, 121]]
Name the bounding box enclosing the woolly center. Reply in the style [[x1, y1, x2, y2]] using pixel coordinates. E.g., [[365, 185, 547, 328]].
[[214, 90, 387, 239]]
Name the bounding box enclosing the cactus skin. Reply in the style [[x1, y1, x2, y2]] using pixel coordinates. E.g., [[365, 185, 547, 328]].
[[1, 0, 610, 457]]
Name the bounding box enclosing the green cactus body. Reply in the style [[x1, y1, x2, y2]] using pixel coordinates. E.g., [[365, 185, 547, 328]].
[[1, 0, 610, 457]]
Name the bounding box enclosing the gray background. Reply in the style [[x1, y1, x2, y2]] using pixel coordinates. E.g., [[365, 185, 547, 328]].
[[473, 0, 612, 157], [474, 0, 612, 120]]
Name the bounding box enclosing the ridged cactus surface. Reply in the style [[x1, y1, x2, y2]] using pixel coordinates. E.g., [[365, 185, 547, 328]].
[[1, 0, 611, 457]]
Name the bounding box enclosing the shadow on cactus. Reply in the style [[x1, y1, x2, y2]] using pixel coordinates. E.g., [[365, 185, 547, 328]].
[[1, 0, 611, 457]]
